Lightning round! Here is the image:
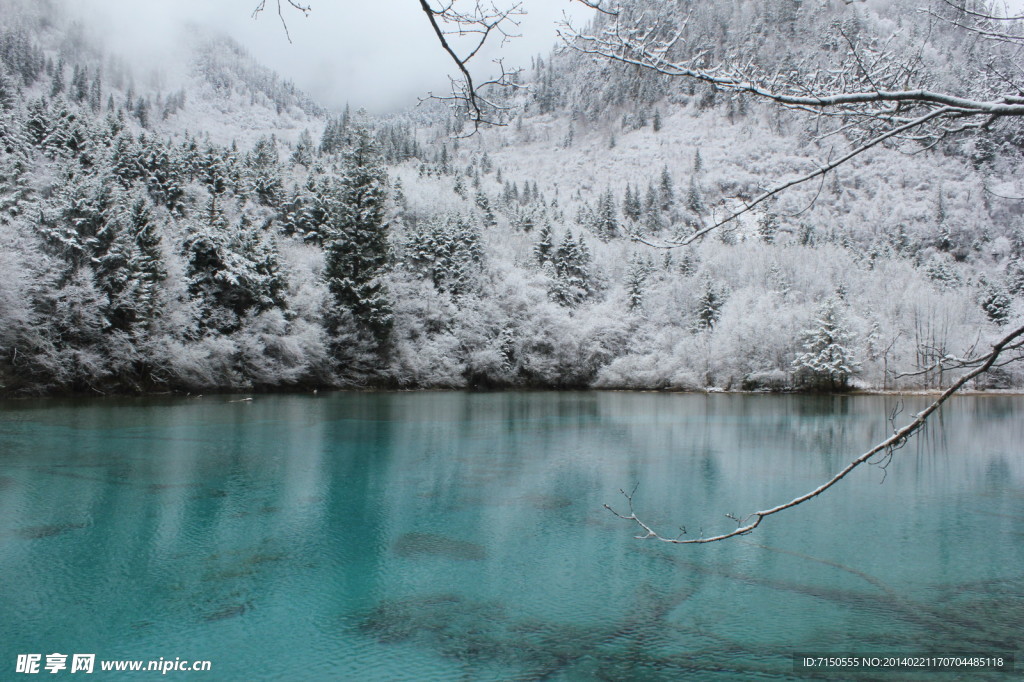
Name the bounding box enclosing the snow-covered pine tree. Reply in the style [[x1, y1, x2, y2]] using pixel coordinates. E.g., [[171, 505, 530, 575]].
[[38, 169, 115, 277], [593, 189, 618, 241], [642, 183, 661, 232], [404, 213, 483, 298], [94, 191, 166, 334], [758, 212, 779, 244], [0, 67, 17, 112], [979, 279, 1012, 326], [323, 127, 392, 356], [625, 254, 651, 312], [659, 166, 674, 212], [244, 135, 283, 206], [534, 223, 554, 266], [290, 129, 315, 167], [695, 275, 724, 331], [550, 231, 594, 307], [792, 296, 861, 391], [686, 175, 704, 214], [623, 183, 641, 222], [677, 248, 698, 277], [474, 189, 496, 226], [183, 200, 287, 336], [49, 57, 64, 97], [924, 253, 962, 288]]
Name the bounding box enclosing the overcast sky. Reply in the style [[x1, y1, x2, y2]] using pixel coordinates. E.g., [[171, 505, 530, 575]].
[[68, 1, 596, 113]]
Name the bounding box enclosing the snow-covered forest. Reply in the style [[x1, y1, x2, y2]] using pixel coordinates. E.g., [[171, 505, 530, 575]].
[[1, 0, 1022, 395]]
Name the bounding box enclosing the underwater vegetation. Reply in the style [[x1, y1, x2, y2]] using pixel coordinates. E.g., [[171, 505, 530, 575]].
[[13, 522, 89, 539], [356, 545, 1023, 680], [393, 532, 488, 561], [356, 590, 807, 680]]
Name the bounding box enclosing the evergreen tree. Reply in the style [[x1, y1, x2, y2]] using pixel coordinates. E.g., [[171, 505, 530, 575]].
[[291, 129, 315, 167], [198, 145, 231, 196], [71, 64, 88, 103], [323, 127, 392, 355], [924, 253, 962, 288], [0, 69, 16, 113], [623, 183, 642, 222], [49, 58, 64, 97], [799, 222, 818, 247], [593, 189, 619, 240], [550, 231, 594, 306], [290, 176, 332, 244], [1007, 258, 1024, 297], [980, 280, 1012, 325], [758, 212, 779, 244], [625, 254, 652, 312], [134, 97, 149, 128], [686, 175, 705, 214], [94, 193, 166, 334], [88, 69, 102, 113], [244, 135, 282, 206], [677, 248, 698, 277], [404, 214, 483, 298], [695, 276, 723, 331], [534, 223, 554, 266], [793, 296, 860, 390], [182, 202, 286, 335], [659, 166, 674, 212], [474, 189, 496, 226], [38, 170, 115, 277], [181, 199, 235, 333], [643, 183, 661, 232]]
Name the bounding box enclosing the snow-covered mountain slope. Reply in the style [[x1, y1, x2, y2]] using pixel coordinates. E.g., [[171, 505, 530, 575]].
[[0, 0, 325, 146], [0, 0, 1021, 395]]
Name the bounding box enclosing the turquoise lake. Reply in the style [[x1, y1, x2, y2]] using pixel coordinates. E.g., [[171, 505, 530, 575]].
[[0, 392, 1021, 680]]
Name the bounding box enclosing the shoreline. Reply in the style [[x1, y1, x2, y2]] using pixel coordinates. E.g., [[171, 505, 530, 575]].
[[3, 385, 1024, 402]]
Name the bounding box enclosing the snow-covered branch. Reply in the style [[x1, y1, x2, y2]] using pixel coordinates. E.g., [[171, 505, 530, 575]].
[[566, 16, 1024, 117], [558, 0, 1023, 247]]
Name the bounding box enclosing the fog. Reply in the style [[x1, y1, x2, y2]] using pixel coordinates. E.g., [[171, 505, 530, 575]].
[[67, 0, 595, 113]]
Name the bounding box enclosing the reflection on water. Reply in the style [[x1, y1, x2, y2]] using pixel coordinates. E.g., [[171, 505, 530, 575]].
[[0, 392, 1021, 679]]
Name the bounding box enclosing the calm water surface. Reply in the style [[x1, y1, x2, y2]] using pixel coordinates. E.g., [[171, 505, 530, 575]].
[[0, 392, 1021, 680]]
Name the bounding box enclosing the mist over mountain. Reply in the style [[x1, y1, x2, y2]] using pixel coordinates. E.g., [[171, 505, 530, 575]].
[[0, 0, 1021, 395]]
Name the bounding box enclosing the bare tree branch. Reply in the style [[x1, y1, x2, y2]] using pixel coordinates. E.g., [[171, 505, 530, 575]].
[[254, 0, 530, 131], [571, 0, 621, 17], [417, 0, 526, 132], [606, 322, 1024, 543], [251, 0, 311, 44], [922, 4, 1024, 45], [566, 26, 1024, 116], [938, 0, 1024, 22]]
